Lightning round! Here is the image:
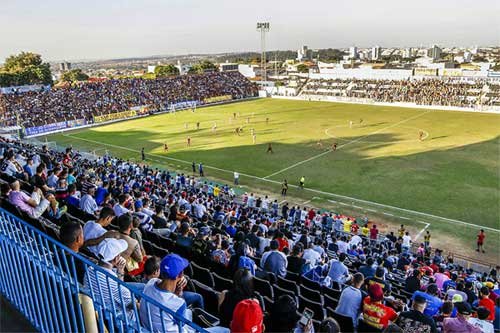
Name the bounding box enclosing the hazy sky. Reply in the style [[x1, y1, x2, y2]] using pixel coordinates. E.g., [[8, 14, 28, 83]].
[[1, 0, 499, 62]]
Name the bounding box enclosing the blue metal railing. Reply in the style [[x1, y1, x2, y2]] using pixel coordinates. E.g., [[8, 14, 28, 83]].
[[0, 208, 207, 333]]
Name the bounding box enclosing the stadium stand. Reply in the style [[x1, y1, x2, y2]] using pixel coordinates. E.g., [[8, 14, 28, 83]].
[[0, 137, 499, 332], [299, 78, 500, 108], [0, 72, 258, 128]]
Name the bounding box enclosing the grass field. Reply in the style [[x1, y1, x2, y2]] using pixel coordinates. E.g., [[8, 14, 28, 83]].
[[46, 98, 500, 264]]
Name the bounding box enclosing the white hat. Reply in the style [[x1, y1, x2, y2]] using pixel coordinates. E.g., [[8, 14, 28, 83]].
[[97, 239, 128, 263]]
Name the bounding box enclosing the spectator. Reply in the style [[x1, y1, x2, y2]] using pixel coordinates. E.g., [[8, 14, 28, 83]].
[[287, 243, 306, 274], [318, 318, 341, 333], [261, 240, 287, 277], [362, 283, 398, 330], [366, 266, 392, 293], [405, 269, 422, 293], [230, 299, 264, 333], [59, 221, 86, 283], [80, 185, 99, 215], [395, 294, 437, 333], [8, 180, 51, 218], [328, 253, 349, 284], [335, 272, 365, 327], [413, 284, 443, 317], [468, 307, 494, 333], [359, 258, 376, 279], [443, 302, 481, 333], [140, 256, 161, 283], [478, 286, 496, 322], [219, 268, 255, 327], [83, 207, 116, 256]]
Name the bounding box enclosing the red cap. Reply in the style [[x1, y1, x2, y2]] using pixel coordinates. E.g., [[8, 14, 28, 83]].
[[368, 283, 384, 302], [230, 299, 263, 333]]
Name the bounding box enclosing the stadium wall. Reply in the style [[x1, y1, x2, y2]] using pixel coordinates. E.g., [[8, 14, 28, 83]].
[[271, 95, 500, 114], [0, 208, 207, 333]]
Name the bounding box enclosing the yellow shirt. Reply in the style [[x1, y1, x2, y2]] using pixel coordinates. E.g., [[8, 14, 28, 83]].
[[213, 186, 220, 197], [344, 220, 352, 233], [361, 226, 370, 237]]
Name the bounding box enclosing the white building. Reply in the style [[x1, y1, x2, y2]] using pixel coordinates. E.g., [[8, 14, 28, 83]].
[[427, 45, 442, 61], [219, 61, 239, 72], [371, 46, 382, 60], [174, 61, 191, 75], [238, 64, 259, 78], [349, 46, 358, 59]]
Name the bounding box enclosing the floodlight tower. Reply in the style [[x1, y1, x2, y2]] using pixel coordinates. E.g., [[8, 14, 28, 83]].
[[256, 22, 270, 81]]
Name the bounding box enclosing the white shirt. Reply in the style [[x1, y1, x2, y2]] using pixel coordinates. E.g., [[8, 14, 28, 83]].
[[468, 318, 494, 333], [83, 221, 107, 255], [113, 204, 130, 217], [80, 194, 98, 214], [349, 235, 363, 247], [337, 240, 348, 254], [139, 279, 189, 333], [303, 248, 322, 266], [402, 235, 412, 247]]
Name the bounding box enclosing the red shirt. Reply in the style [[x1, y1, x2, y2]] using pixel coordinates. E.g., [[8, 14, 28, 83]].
[[477, 233, 485, 244], [351, 224, 359, 234], [276, 238, 289, 252], [362, 297, 398, 329], [478, 297, 495, 321], [370, 228, 378, 240]]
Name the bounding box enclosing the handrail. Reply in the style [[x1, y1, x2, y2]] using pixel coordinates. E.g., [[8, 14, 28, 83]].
[[0, 208, 207, 333]]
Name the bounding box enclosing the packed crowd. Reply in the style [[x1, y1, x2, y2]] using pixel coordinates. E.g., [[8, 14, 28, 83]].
[[0, 72, 258, 128], [301, 78, 500, 108], [0, 137, 499, 333]]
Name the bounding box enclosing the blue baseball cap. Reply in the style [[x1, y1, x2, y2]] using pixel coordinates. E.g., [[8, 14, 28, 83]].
[[160, 254, 189, 279]]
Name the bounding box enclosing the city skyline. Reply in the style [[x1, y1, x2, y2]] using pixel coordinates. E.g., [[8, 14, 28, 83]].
[[1, 0, 499, 62]]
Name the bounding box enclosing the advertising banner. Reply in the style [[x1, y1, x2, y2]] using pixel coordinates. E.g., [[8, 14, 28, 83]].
[[203, 95, 232, 104], [167, 100, 199, 110], [413, 68, 438, 77], [24, 118, 88, 136], [93, 110, 137, 123]]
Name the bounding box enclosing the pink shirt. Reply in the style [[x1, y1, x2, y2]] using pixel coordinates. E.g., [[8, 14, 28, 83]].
[[9, 191, 35, 216], [434, 272, 450, 290]]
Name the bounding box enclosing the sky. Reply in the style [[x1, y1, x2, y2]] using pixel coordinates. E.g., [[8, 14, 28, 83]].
[[1, 0, 499, 62]]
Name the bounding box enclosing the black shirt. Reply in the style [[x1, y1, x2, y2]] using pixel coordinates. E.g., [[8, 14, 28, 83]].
[[287, 255, 306, 274], [396, 309, 437, 333]]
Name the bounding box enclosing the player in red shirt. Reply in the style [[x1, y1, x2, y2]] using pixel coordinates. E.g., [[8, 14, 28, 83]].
[[476, 229, 485, 253]]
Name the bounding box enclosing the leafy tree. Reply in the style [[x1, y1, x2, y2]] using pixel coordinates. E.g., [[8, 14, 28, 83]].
[[473, 55, 487, 62], [493, 63, 500, 71], [60, 69, 89, 82], [154, 64, 179, 77], [296, 64, 309, 73], [189, 61, 218, 74], [0, 52, 52, 87]]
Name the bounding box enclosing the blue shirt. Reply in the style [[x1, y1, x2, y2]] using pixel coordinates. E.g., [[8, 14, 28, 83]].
[[95, 187, 108, 205], [412, 291, 443, 317], [328, 260, 349, 283], [336, 286, 363, 325]]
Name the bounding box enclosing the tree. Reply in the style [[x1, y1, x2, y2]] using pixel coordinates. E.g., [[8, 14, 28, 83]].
[[60, 69, 89, 82], [0, 52, 52, 87], [493, 63, 500, 71], [188, 60, 218, 74], [154, 64, 179, 77], [296, 64, 309, 73]]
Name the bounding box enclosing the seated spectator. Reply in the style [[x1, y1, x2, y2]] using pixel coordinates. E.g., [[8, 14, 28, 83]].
[[362, 283, 398, 330], [287, 243, 306, 274], [84, 238, 135, 320], [396, 294, 437, 333], [59, 221, 86, 283], [406, 269, 423, 293], [265, 295, 300, 333], [303, 241, 322, 267], [261, 239, 287, 277], [412, 283, 443, 317], [83, 207, 116, 256], [1, 150, 26, 180], [478, 286, 496, 322], [140, 256, 161, 283], [176, 222, 195, 250], [65, 184, 80, 208], [80, 185, 99, 215], [212, 238, 231, 267], [318, 318, 341, 333], [31, 163, 54, 193], [8, 180, 51, 218], [359, 258, 376, 279], [335, 272, 365, 327], [365, 266, 392, 294], [328, 253, 349, 284], [468, 307, 494, 333], [219, 268, 255, 327], [443, 302, 481, 333], [230, 299, 264, 333], [434, 301, 453, 332]]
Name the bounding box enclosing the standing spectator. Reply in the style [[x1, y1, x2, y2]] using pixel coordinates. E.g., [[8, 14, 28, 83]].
[[370, 224, 379, 245], [402, 231, 412, 253]]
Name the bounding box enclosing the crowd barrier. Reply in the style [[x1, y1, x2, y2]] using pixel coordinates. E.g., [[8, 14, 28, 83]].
[[0, 208, 207, 333]]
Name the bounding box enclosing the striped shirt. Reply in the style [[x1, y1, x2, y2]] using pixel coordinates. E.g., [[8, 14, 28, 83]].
[[83, 266, 134, 319]]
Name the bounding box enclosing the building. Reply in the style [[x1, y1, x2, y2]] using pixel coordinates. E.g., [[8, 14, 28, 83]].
[[174, 61, 192, 75], [59, 62, 71, 72], [297, 45, 313, 61], [147, 65, 156, 73], [238, 64, 259, 78], [219, 61, 239, 72], [349, 46, 358, 59], [427, 45, 442, 61], [371, 46, 382, 60]]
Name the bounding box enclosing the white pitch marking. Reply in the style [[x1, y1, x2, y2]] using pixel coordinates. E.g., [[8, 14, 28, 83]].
[[263, 110, 431, 179], [415, 223, 431, 241]]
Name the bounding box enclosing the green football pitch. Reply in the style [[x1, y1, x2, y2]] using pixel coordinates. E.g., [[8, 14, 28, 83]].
[[46, 98, 500, 263]]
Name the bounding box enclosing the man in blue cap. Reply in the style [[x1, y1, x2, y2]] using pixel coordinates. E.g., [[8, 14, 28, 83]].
[[140, 254, 226, 333]]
